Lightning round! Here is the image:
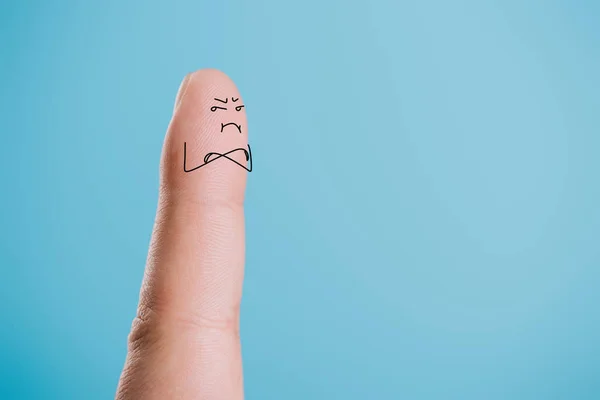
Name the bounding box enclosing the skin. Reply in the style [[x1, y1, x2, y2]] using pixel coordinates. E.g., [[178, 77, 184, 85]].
[[116, 69, 249, 400]]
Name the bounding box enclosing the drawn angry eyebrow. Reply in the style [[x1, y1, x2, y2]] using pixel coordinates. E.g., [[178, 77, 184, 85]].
[[214, 98, 228, 104], [232, 97, 239, 102]]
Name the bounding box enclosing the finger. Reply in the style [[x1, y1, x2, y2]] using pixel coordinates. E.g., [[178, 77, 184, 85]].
[[116, 69, 249, 400]]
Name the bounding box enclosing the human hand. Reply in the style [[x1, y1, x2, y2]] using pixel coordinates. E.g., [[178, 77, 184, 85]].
[[116, 69, 251, 400]]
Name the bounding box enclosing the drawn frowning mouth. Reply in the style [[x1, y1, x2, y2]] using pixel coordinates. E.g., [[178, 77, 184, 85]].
[[221, 122, 242, 133], [183, 142, 252, 173]]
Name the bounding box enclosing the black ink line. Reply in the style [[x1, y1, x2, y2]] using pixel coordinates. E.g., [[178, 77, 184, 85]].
[[183, 142, 252, 173], [214, 98, 228, 103], [235, 105, 245, 112], [232, 97, 239, 102], [211, 106, 227, 112], [221, 122, 242, 133]]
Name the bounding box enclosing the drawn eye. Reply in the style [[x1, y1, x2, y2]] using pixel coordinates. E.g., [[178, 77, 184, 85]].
[[211, 106, 227, 112], [235, 105, 245, 112]]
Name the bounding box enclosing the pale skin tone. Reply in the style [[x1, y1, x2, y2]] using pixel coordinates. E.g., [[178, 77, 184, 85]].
[[116, 69, 249, 400]]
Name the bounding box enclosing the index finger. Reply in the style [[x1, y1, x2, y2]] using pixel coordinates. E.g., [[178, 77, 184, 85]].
[[117, 69, 250, 400]]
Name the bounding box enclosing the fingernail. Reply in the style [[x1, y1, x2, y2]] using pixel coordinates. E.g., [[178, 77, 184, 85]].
[[173, 73, 192, 114]]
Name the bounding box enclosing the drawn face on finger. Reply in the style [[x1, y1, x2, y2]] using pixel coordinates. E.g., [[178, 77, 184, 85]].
[[183, 96, 252, 173]]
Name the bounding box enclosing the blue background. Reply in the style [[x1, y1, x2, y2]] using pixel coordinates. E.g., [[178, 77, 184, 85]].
[[1, 0, 599, 399]]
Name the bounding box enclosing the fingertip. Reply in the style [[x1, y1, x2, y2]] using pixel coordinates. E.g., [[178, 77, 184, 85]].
[[161, 68, 249, 203]]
